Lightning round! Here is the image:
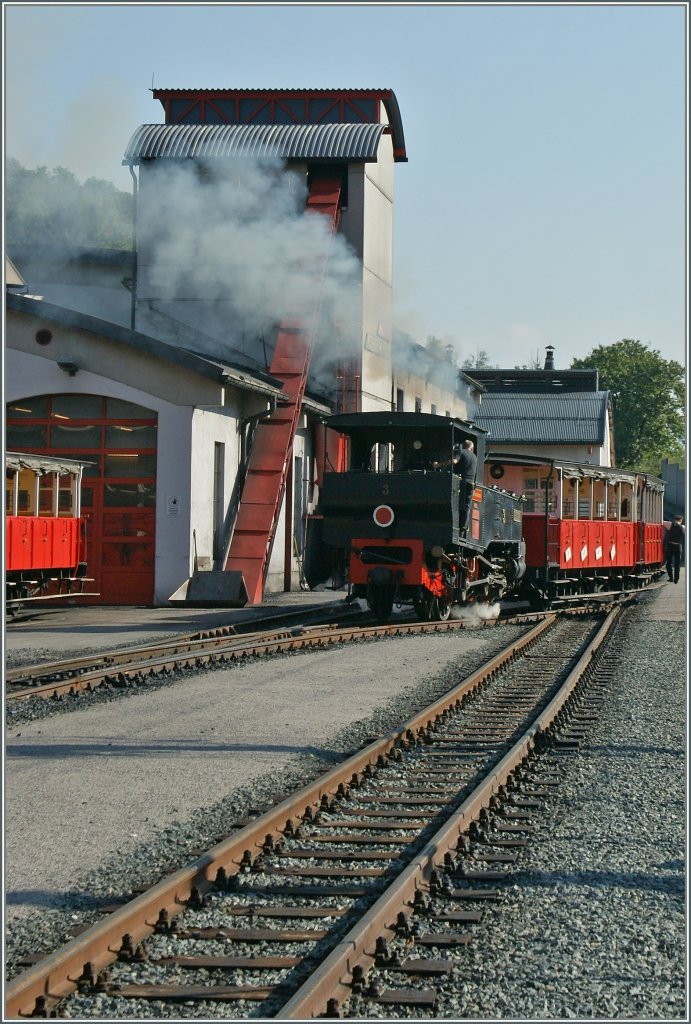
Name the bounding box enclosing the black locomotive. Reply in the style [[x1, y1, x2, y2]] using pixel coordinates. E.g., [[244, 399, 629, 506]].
[[319, 412, 526, 620]]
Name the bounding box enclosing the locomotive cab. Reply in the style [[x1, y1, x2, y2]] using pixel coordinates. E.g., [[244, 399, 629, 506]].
[[319, 413, 525, 620]]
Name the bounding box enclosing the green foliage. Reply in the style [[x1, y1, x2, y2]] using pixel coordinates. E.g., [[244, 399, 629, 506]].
[[461, 349, 496, 370], [571, 340, 685, 472], [5, 158, 132, 252]]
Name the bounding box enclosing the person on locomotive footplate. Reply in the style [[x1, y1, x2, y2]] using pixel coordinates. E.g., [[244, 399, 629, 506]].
[[432, 439, 477, 534], [665, 514, 685, 584]]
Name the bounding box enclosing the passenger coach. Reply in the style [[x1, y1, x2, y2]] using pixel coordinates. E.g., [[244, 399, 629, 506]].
[[5, 451, 93, 610], [483, 454, 665, 607]]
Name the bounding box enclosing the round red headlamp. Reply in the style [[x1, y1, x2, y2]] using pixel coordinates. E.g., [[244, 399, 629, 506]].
[[373, 504, 395, 528]]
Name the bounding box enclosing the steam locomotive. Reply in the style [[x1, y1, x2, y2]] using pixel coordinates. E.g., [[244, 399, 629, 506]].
[[318, 412, 664, 620]]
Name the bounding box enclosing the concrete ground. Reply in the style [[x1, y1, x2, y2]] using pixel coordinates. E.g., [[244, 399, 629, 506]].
[[3, 574, 684, 923], [4, 585, 351, 664], [4, 586, 496, 921]]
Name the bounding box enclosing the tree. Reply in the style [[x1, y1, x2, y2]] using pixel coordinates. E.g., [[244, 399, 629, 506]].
[[514, 350, 543, 370], [571, 340, 685, 472], [5, 158, 132, 252], [461, 349, 495, 370]]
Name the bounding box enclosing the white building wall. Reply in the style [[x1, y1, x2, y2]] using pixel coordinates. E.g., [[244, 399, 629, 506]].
[[5, 346, 201, 605], [338, 137, 395, 413], [485, 442, 611, 466], [188, 404, 242, 570], [4, 312, 280, 606], [603, 412, 613, 467], [361, 136, 395, 411], [393, 368, 471, 420]]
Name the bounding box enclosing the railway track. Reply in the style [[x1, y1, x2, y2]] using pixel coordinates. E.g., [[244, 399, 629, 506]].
[[5, 591, 628, 703], [5, 607, 551, 702], [6, 607, 625, 1020], [4, 602, 360, 695]]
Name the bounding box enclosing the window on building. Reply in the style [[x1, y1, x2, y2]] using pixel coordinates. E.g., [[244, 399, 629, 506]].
[[414, 397, 422, 414], [396, 388, 405, 412]]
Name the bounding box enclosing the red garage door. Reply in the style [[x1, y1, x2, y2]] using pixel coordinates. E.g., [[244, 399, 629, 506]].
[[6, 394, 157, 605]]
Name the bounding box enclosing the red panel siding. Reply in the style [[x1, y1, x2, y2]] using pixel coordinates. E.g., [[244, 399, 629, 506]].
[[6, 516, 78, 572]]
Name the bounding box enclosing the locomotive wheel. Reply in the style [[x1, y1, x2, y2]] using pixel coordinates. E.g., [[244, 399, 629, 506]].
[[414, 593, 451, 621], [367, 587, 395, 622], [433, 598, 452, 621]]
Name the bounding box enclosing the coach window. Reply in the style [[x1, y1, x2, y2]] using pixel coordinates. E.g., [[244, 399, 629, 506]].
[[38, 471, 60, 516], [6, 469, 17, 515], [522, 476, 537, 512], [556, 471, 563, 517], [578, 477, 593, 519], [608, 482, 621, 521], [563, 476, 578, 519]]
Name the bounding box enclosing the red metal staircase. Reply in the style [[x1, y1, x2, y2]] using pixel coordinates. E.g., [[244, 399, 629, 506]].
[[224, 176, 342, 604]]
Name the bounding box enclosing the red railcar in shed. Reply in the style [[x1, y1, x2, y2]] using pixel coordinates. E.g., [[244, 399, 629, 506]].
[[484, 454, 664, 607], [5, 452, 94, 610]]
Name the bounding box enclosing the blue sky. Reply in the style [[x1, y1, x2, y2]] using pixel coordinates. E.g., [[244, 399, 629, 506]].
[[3, 2, 687, 370]]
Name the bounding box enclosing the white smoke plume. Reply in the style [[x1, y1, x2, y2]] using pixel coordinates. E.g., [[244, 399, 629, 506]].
[[450, 601, 501, 627], [136, 157, 362, 372]]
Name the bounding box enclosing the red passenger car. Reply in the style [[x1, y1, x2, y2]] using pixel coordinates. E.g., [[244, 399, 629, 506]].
[[483, 455, 664, 608], [5, 452, 93, 610]]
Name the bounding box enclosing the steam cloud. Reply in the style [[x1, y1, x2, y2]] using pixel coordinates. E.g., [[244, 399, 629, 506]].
[[137, 157, 363, 371], [450, 601, 501, 626]]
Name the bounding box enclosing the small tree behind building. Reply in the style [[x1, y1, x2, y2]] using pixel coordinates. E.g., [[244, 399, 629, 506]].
[[571, 339, 685, 473]]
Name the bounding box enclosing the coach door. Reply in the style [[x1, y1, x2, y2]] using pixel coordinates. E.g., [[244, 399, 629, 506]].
[[6, 395, 157, 605]]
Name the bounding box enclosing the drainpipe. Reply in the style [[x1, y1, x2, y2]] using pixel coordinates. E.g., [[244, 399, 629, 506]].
[[128, 163, 139, 332]]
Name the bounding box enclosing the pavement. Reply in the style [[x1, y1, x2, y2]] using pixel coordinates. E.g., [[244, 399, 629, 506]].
[[4, 584, 352, 663], [646, 567, 686, 621], [4, 601, 497, 922]]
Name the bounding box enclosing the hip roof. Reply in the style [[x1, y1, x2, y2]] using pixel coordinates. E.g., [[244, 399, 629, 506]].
[[475, 391, 609, 444]]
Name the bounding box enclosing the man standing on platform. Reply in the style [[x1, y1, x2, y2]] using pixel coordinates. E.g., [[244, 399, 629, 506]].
[[665, 514, 685, 584], [434, 439, 477, 535]]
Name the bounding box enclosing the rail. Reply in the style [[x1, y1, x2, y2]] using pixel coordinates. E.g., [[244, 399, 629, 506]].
[[5, 610, 625, 1019]]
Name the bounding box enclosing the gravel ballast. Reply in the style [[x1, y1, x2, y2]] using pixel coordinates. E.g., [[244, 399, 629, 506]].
[[5, 586, 686, 1019]]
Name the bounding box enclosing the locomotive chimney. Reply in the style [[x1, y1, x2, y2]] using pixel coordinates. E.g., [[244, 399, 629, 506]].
[[544, 345, 555, 370]]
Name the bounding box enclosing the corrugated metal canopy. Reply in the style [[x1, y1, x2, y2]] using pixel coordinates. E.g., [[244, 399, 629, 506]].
[[6, 452, 89, 475], [475, 392, 609, 444], [124, 122, 389, 164]]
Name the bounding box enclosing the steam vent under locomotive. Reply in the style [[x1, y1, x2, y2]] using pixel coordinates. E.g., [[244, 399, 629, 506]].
[[319, 412, 526, 620]]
